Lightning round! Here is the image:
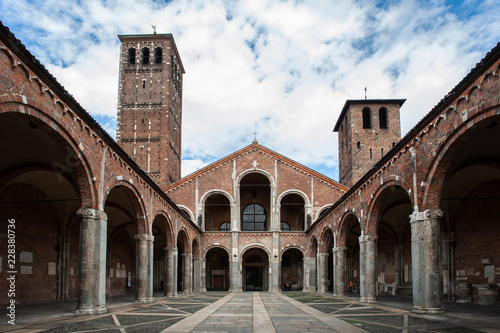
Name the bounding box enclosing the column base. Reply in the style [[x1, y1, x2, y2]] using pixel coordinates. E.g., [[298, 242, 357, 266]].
[[359, 296, 379, 303], [93, 305, 108, 314], [229, 287, 243, 292], [135, 297, 150, 303], [334, 292, 347, 298], [74, 306, 94, 315], [412, 305, 444, 314]]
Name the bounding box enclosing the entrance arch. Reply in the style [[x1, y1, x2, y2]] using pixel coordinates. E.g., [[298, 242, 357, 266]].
[[206, 247, 230, 291], [280, 248, 304, 291], [242, 247, 269, 291]]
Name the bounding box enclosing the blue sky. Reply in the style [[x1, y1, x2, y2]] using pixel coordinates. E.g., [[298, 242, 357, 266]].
[[1, 0, 498, 180]]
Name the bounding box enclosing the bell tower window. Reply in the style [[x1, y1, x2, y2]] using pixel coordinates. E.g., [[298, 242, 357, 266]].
[[142, 47, 150, 64], [128, 48, 136, 64], [362, 107, 372, 129]]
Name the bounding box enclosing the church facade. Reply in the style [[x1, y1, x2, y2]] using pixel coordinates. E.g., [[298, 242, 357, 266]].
[[0, 20, 499, 316]]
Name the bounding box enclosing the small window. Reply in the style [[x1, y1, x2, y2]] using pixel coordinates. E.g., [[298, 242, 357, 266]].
[[142, 47, 150, 64], [357, 141, 361, 149], [379, 107, 388, 129], [220, 222, 231, 232], [370, 148, 373, 159], [155, 47, 162, 64], [362, 107, 372, 129], [128, 48, 136, 64], [392, 142, 396, 147], [142, 80, 146, 88], [381, 148, 384, 156], [280, 222, 290, 231]]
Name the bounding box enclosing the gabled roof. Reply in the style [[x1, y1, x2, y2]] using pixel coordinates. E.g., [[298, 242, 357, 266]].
[[164, 142, 349, 192]]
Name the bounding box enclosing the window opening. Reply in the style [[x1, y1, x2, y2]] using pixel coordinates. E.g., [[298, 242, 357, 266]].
[[219, 222, 231, 232], [242, 204, 266, 231], [142, 47, 150, 64], [128, 48, 136, 64], [362, 107, 372, 129], [379, 107, 388, 129], [155, 47, 162, 64], [280, 222, 290, 231]]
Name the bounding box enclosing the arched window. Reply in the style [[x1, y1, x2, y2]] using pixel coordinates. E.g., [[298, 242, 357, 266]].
[[242, 204, 266, 231], [128, 48, 136, 64], [155, 47, 162, 64], [142, 47, 150, 64], [280, 222, 290, 231], [219, 222, 231, 232], [379, 107, 388, 129], [362, 107, 372, 129]]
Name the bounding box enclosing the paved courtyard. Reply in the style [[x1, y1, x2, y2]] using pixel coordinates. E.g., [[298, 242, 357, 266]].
[[1, 292, 499, 332]]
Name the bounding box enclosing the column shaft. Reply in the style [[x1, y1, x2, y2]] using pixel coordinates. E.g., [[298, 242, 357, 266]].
[[359, 234, 378, 303]]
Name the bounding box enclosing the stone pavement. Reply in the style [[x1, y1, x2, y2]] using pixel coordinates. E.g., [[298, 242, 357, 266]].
[[1, 292, 499, 332]]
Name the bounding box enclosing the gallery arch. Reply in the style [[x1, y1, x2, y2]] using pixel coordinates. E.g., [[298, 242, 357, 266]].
[[280, 193, 306, 231], [177, 229, 191, 294], [240, 172, 271, 231], [0, 112, 89, 305], [104, 184, 150, 303], [434, 115, 500, 305], [204, 192, 231, 232], [367, 185, 413, 297]]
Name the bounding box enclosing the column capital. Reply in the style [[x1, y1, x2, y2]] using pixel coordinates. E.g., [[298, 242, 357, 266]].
[[423, 208, 443, 220], [77, 208, 107, 220], [359, 234, 378, 243], [333, 246, 348, 253], [135, 233, 154, 242]]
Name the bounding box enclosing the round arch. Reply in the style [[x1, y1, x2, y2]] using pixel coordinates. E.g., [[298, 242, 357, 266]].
[[205, 246, 230, 291], [277, 189, 310, 205], [241, 245, 270, 291], [177, 205, 194, 221], [104, 179, 148, 234], [0, 100, 97, 208]]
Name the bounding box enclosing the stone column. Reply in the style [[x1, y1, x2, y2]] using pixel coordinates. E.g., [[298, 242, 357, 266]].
[[411, 209, 443, 314], [359, 234, 378, 303], [147, 235, 154, 302], [193, 257, 201, 292], [135, 233, 153, 303], [317, 253, 328, 294], [333, 247, 347, 297], [75, 208, 107, 315], [165, 247, 176, 297], [303, 257, 311, 292], [270, 231, 280, 292], [199, 258, 207, 292], [94, 215, 108, 313], [183, 253, 193, 294]]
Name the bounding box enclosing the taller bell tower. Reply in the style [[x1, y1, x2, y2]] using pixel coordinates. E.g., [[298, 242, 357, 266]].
[[116, 33, 184, 187]]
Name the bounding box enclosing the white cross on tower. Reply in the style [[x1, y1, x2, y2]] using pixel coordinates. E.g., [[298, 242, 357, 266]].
[[252, 160, 258, 169]]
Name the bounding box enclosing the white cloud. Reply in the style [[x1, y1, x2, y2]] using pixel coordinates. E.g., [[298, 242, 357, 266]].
[[1, 0, 499, 180]]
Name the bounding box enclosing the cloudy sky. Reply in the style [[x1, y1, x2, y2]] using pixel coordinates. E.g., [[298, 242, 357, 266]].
[[1, 0, 499, 180]]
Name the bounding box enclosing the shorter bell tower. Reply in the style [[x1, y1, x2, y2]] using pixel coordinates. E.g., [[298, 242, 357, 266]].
[[334, 99, 405, 187]]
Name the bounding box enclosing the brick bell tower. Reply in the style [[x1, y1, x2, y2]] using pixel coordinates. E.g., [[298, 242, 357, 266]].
[[116, 33, 184, 187], [334, 99, 405, 188]]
